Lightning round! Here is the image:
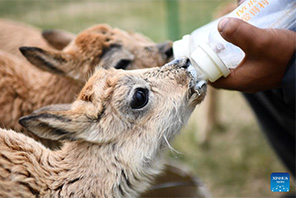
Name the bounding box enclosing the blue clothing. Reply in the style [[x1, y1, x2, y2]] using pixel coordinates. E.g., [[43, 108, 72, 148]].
[[243, 52, 295, 177]]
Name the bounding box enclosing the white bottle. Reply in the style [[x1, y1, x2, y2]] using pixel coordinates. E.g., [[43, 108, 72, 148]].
[[173, 0, 296, 82]]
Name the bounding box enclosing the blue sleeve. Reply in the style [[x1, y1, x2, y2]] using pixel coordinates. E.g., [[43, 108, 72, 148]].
[[281, 51, 295, 108]]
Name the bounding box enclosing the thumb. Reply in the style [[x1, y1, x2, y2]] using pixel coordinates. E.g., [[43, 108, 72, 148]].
[[218, 17, 265, 54]]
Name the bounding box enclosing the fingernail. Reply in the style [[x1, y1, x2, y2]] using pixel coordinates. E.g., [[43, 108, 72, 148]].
[[218, 17, 229, 32]]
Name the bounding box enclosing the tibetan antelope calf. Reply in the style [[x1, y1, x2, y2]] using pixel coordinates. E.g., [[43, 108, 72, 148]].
[[0, 58, 206, 197]]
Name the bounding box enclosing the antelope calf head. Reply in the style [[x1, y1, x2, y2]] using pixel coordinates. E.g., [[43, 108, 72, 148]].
[[20, 24, 173, 85], [21, 58, 206, 152]]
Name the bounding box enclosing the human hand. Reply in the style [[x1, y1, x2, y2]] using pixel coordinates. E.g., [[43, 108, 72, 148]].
[[211, 17, 296, 93]]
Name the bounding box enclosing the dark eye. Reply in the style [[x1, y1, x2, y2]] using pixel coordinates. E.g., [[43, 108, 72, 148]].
[[130, 88, 149, 109], [114, 59, 131, 70]]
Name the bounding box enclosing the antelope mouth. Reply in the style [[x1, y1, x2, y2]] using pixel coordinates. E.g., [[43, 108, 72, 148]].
[[186, 63, 207, 98], [162, 57, 207, 99]]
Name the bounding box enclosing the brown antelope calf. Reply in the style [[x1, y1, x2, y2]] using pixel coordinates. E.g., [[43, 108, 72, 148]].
[[0, 58, 206, 197]]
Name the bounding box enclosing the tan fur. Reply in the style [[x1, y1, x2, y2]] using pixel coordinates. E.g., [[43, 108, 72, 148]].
[[0, 20, 172, 148], [0, 51, 82, 146], [0, 19, 55, 60], [0, 59, 206, 197]]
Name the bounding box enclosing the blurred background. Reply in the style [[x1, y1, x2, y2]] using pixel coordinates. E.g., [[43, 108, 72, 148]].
[[0, 0, 294, 197]]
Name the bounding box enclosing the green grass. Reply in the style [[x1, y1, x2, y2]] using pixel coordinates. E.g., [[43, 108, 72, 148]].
[[0, 0, 233, 41], [0, 0, 294, 197]]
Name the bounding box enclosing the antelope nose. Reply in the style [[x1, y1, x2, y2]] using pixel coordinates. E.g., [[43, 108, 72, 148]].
[[176, 57, 191, 69], [181, 58, 191, 69], [164, 57, 191, 69]]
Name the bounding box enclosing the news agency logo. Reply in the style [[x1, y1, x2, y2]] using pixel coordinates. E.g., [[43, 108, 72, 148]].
[[270, 172, 290, 192]]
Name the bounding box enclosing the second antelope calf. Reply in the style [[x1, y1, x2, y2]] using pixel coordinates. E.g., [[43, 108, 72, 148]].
[[0, 58, 206, 197]]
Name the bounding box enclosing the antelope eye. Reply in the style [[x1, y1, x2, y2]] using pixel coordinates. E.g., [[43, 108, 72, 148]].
[[131, 88, 149, 109]]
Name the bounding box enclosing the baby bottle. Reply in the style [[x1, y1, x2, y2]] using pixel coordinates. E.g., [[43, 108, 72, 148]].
[[173, 0, 296, 82]]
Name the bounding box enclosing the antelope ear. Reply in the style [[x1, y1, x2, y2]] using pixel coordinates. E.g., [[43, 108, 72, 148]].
[[19, 103, 92, 141], [98, 44, 134, 70], [42, 29, 75, 50], [19, 46, 68, 75]]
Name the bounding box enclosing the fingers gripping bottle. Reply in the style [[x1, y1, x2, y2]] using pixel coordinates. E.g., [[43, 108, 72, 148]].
[[173, 0, 296, 82]]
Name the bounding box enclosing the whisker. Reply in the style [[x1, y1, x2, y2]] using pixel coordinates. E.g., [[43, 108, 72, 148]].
[[163, 135, 182, 158]]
